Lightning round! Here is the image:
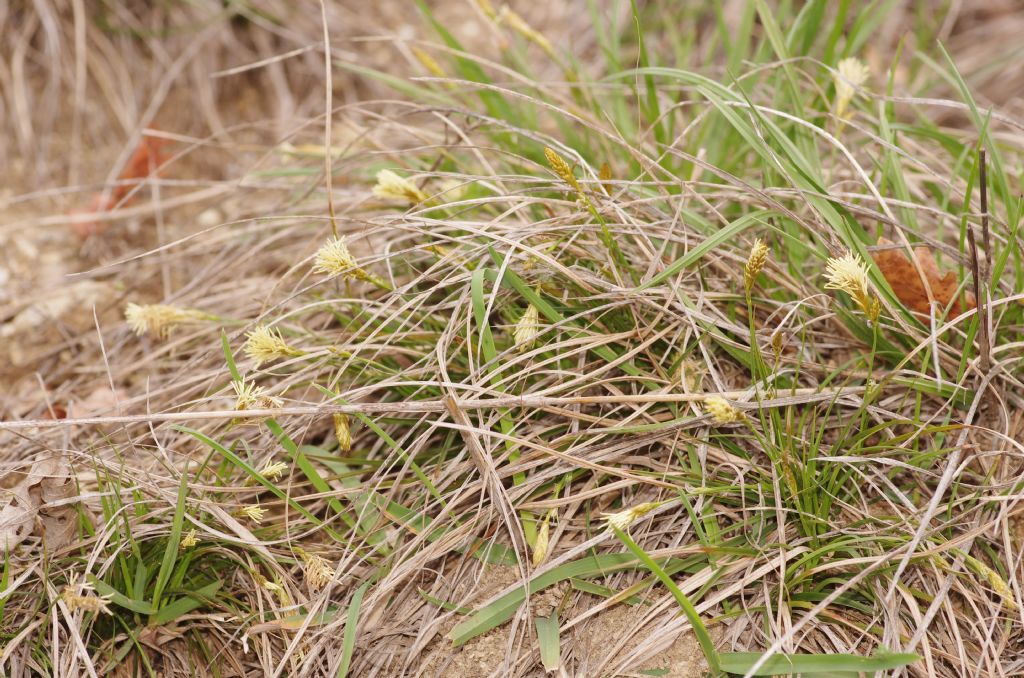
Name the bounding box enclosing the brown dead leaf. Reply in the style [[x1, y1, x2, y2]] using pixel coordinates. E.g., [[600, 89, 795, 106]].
[[0, 483, 35, 550], [34, 458, 78, 550], [0, 457, 80, 552], [871, 238, 976, 317], [69, 132, 168, 239]]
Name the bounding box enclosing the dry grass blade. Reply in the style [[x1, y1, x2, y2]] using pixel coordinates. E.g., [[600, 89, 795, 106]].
[[0, 2, 1022, 677]]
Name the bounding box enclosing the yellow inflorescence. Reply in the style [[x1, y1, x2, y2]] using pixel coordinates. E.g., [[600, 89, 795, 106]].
[[602, 501, 664, 532], [244, 325, 303, 367], [744, 238, 770, 296], [125, 303, 207, 340], [373, 169, 428, 204], [834, 57, 869, 122], [543, 147, 581, 193], [824, 251, 880, 322], [513, 303, 541, 351], [301, 551, 334, 590], [703, 396, 746, 424]]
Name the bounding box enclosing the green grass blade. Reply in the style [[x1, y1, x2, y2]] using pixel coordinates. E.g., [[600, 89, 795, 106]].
[[717, 649, 920, 675], [337, 581, 370, 678], [150, 580, 222, 626], [150, 471, 189, 611], [535, 612, 561, 672]]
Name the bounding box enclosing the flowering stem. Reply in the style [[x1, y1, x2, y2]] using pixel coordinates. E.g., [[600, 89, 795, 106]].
[[612, 527, 722, 674]]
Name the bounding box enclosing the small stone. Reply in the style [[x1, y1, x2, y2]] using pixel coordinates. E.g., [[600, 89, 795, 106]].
[[197, 208, 223, 228]]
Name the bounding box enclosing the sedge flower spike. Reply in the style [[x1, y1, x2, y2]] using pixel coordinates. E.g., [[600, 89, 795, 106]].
[[239, 504, 266, 523], [253, 573, 290, 606], [259, 460, 289, 481], [743, 238, 770, 296], [373, 169, 428, 204], [824, 252, 881, 322], [243, 325, 303, 366], [532, 515, 551, 567], [334, 413, 352, 452], [602, 501, 664, 532], [543, 147, 581, 193], [313, 237, 358, 277], [125, 303, 207, 340], [513, 304, 541, 351], [312, 237, 386, 288], [179, 528, 198, 550], [61, 582, 113, 615], [232, 378, 284, 411], [301, 551, 334, 590], [834, 58, 870, 122], [704, 396, 746, 425]]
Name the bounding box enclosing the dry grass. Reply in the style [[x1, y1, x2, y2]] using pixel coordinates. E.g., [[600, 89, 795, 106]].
[[1, 2, 1023, 676]]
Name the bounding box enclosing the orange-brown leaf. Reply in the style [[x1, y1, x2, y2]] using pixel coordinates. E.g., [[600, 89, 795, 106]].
[[871, 238, 975, 317], [68, 132, 167, 239]]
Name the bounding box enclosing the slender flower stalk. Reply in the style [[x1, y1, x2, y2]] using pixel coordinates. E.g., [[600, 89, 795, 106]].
[[253, 572, 290, 606], [703, 396, 746, 425], [243, 325, 303, 367], [125, 303, 209, 340], [499, 7, 556, 59], [544, 146, 633, 283], [824, 251, 881, 323], [372, 169, 428, 204]]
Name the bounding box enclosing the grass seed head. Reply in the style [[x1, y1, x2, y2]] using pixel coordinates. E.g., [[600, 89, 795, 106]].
[[966, 555, 1017, 612], [253, 572, 290, 606], [498, 7, 556, 59], [244, 325, 303, 366], [373, 169, 428, 204], [411, 47, 445, 78], [313, 237, 359, 278]]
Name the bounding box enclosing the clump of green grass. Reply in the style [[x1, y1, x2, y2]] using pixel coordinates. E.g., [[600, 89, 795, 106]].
[[2, 2, 1022, 676]]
